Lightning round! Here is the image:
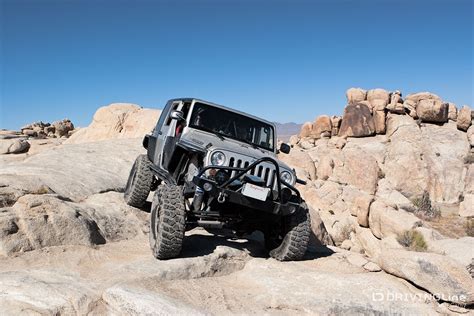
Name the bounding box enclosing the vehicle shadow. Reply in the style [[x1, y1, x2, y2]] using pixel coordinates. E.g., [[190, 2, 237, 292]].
[[180, 229, 335, 261]]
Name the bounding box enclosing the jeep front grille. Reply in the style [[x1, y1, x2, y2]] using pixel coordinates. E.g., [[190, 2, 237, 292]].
[[228, 156, 277, 189]]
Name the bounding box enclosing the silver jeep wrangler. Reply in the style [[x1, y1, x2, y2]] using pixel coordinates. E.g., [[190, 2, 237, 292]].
[[124, 98, 311, 261]]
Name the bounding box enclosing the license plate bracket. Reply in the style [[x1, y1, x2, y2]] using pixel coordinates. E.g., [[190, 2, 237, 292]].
[[242, 183, 269, 201]]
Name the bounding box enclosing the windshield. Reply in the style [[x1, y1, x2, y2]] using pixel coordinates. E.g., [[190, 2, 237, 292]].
[[189, 102, 274, 151]]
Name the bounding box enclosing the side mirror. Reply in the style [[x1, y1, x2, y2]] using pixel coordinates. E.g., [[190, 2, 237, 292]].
[[280, 143, 291, 154], [170, 110, 185, 121]]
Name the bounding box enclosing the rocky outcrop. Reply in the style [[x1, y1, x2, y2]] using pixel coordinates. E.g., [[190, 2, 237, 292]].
[[338, 103, 375, 137], [21, 119, 75, 139], [66, 103, 161, 144], [379, 249, 474, 305], [0, 192, 146, 256]]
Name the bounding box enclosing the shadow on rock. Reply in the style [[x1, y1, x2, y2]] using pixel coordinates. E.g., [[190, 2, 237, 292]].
[[180, 232, 267, 259]]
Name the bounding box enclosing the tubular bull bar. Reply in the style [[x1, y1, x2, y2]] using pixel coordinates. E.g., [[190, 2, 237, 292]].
[[192, 157, 302, 216]]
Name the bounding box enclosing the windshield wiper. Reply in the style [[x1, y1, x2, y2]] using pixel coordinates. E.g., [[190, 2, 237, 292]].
[[239, 138, 259, 150]]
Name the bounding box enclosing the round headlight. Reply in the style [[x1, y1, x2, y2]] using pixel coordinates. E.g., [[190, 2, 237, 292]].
[[280, 171, 292, 184], [210, 151, 226, 166]]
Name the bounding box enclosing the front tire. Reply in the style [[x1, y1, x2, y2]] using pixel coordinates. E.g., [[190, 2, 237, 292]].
[[124, 155, 153, 208], [265, 202, 311, 261], [149, 183, 186, 259]]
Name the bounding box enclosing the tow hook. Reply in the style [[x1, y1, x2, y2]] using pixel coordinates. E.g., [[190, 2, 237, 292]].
[[217, 192, 227, 203]]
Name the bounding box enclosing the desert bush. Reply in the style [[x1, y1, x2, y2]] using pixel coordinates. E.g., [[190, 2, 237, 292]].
[[411, 191, 441, 221], [465, 219, 474, 237], [32, 186, 50, 195], [397, 229, 427, 252], [339, 224, 354, 242]]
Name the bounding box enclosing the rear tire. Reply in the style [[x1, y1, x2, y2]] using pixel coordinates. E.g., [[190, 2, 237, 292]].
[[124, 155, 153, 208], [149, 183, 186, 259], [266, 202, 311, 261]]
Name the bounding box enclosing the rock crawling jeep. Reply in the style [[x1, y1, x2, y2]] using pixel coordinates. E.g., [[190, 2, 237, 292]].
[[124, 98, 311, 261]]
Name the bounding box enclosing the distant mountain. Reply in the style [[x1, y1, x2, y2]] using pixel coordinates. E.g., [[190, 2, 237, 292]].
[[274, 122, 302, 142]]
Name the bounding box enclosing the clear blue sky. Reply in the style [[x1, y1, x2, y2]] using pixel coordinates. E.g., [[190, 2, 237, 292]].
[[1, 0, 472, 130]]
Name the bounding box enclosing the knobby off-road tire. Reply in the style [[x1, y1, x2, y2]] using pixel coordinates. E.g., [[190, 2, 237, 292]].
[[149, 183, 186, 259], [124, 155, 153, 208], [267, 202, 311, 261]]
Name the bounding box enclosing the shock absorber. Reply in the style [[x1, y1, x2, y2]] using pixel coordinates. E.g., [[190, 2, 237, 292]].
[[192, 186, 204, 211]]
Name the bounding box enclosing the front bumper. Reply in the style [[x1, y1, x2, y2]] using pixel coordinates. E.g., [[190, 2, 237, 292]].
[[193, 157, 302, 216]]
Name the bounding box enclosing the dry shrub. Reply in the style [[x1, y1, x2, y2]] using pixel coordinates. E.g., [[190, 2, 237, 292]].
[[397, 229, 427, 252], [411, 191, 440, 221]]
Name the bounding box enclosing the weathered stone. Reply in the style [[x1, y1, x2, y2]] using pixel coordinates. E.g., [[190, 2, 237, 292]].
[[447, 103, 457, 121], [379, 249, 474, 305], [373, 110, 386, 134], [53, 119, 75, 137], [340, 239, 353, 250], [346, 87, 366, 104], [316, 156, 334, 180], [22, 129, 37, 137], [403, 99, 418, 118], [405, 92, 441, 104], [278, 149, 316, 180], [363, 261, 382, 272], [459, 194, 473, 217], [65, 104, 160, 144], [367, 89, 390, 107], [330, 115, 341, 136], [457, 105, 472, 131], [416, 99, 448, 123], [338, 103, 375, 138], [467, 125, 474, 147], [299, 121, 313, 138], [8, 139, 30, 154], [288, 135, 298, 147], [368, 200, 421, 239], [352, 193, 373, 227], [312, 115, 332, 138], [332, 148, 379, 194]]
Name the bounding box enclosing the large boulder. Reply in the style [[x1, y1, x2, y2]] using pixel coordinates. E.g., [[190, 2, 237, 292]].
[[368, 200, 421, 239], [405, 92, 441, 104], [345, 88, 366, 104], [0, 138, 144, 203], [384, 115, 429, 198], [373, 110, 386, 134], [332, 148, 380, 194], [338, 103, 375, 138], [278, 149, 316, 180], [66, 103, 161, 144], [0, 192, 146, 256], [447, 103, 457, 121], [367, 88, 390, 107], [298, 122, 313, 138], [0, 139, 30, 155], [416, 99, 448, 123], [311, 115, 332, 138], [379, 249, 474, 305], [457, 105, 472, 131]]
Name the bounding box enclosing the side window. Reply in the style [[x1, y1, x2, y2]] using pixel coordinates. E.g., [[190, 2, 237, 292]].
[[155, 101, 172, 134]]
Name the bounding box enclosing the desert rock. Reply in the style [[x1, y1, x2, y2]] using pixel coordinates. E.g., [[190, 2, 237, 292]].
[[338, 103, 375, 137], [457, 105, 472, 131], [345, 87, 366, 104], [416, 99, 448, 123]]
